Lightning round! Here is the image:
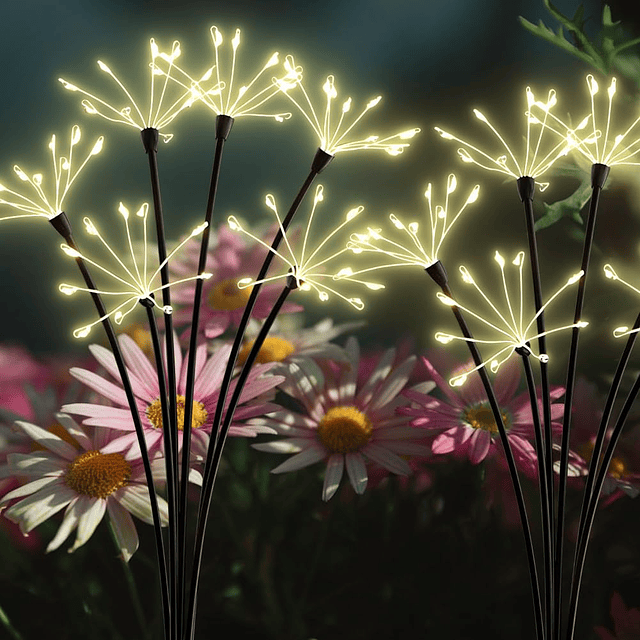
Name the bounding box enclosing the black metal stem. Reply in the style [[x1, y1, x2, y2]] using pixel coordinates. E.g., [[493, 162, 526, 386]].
[[49, 212, 171, 640], [520, 349, 553, 640], [185, 283, 294, 640], [425, 261, 544, 640], [197, 147, 333, 518], [142, 127, 178, 640], [564, 371, 640, 640], [554, 163, 609, 640], [518, 176, 554, 640], [565, 311, 640, 640], [178, 114, 234, 636]]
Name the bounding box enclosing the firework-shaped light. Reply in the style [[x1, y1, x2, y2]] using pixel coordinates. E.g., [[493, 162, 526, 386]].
[[435, 251, 586, 386], [435, 87, 569, 190], [346, 174, 480, 278], [274, 55, 420, 155], [0, 126, 103, 222], [227, 185, 384, 310], [532, 75, 640, 167], [59, 202, 212, 337], [59, 39, 195, 142]]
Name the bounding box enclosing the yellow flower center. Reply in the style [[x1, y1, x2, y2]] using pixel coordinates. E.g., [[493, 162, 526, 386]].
[[578, 441, 628, 479], [146, 395, 208, 431], [65, 450, 131, 499], [31, 423, 81, 452], [237, 336, 296, 365], [463, 405, 509, 433], [208, 278, 252, 311], [123, 322, 153, 358], [317, 406, 373, 454]]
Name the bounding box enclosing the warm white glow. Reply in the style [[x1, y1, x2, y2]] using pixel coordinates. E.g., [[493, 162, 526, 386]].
[[59, 38, 195, 142], [345, 175, 480, 278], [274, 55, 420, 155], [227, 184, 381, 310], [531, 75, 640, 166], [435, 86, 570, 190], [603, 262, 640, 337], [435, 250, 586, 386], [153, 26, 297, 121], [0, 126, 104, 222], [59, 203, 211, 338]]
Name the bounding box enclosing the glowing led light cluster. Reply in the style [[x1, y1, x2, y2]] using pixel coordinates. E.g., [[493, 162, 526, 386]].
[[0, 126, 103, 222], [59, 39, 195, 143], [346, 174, 480, 276], [153, 26, 298, 121], [603, 264, 640, 337], [532, 75, 640, 167], [435, 251, 586, 386], [435, 87, 569, 190], [59, 202, 212, 338], [227, 184, 383, 310], [273, 56, 420, 155]]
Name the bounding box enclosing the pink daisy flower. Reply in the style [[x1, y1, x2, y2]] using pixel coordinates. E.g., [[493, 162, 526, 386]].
[[401, 355, 565, 473], [0, 343, 50, 418], [170, 223, 302, 339], [0, 413, 168, 561], [251, 337, 431, 501], [62, 333, 284, 460]]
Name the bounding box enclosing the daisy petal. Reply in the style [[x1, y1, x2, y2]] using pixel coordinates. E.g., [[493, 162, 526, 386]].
[[46, 497, 81, 552], [345, 452, 367, 495], [107, 499, 139, 562], [322, 454, 344, 501], [270, 443, 326, 473]]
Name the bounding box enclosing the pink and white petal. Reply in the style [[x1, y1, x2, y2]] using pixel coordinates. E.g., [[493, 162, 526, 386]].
[[14, 421, 78, 461], [118, 335, 160, 400], [508, 435, 538, 477], [468, 429, 492, 464], [270, 444, 326, 474], [6, 453, 65, 477], [4, 480, 77, 532], [432, 427, 473, 454], [118, 485, 168, 526], [492, 358, 521, 405], [362, 442, 411, 475], [101, 432, 143, 455], [204, 316, 230, 339], [178, 342, 208, 394], [194, 344, 232, 398], [124, 430, 163, 461], [70, 496, 106, 552], [54, 414, 92, 451], [366, 356, 416, 413], [46, 497, 81, 552], [62, 403, 137, 428], [252, 438, 309, 454], [322, 454, 345, 501], [107, 499, 139, 562], [345, 452, 367, 495], [419, 357, 462, 406], [0, 475, 63, 505], [164, 333, 183, 387], [87, 344, 123, 383], [339, 338, 360, 401], [374, 426, 428, 440], [357, 348, 395, 406], [69, 367, 131, 406]]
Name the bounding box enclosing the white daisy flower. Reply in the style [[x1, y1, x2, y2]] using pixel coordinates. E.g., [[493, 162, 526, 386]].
[[0, 414, 169, 561], [251, 337, 431, 501]]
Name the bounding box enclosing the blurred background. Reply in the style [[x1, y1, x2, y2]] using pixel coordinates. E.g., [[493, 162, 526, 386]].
[[1, 0, 627, 371]]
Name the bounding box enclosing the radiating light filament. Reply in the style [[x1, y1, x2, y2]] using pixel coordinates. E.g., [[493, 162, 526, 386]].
[[59, 203, 212, 337], [435, 250, 586, 386], [274, 55, 420, 155], [227, 184, 383, 310], [59, 38, 195, 142], [0, 126, 103, 221]]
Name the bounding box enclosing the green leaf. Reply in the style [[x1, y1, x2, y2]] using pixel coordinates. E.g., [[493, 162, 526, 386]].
[[534, 172, 593, 232]]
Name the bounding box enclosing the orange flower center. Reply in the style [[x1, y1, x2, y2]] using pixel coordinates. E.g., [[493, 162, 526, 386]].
[[146, 394, 208, 431], [317, 406, 372, 454], [238, 336, 296, 365], [65, 450, 131, 499], [208, 278, 252, 311], [577, 441, 628, 479], [463, 405, 509, 433]]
